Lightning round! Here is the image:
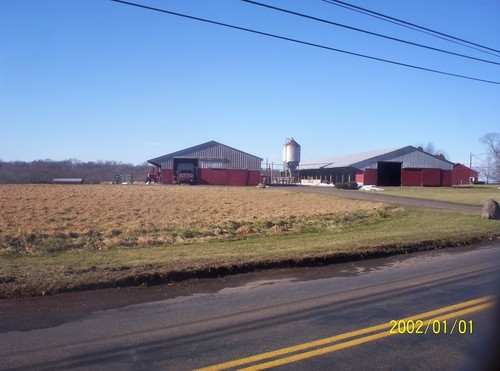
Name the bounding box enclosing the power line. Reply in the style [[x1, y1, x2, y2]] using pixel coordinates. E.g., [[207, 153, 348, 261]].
[[241, 0, 500, 66], [110, 0, 500, 85], [322, 0, 500, 58]]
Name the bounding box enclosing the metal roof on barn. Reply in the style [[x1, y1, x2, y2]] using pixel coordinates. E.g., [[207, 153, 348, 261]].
[[52, 178, 84, 184], [148, 140, 263, 171], [301, 146, 454, 171]]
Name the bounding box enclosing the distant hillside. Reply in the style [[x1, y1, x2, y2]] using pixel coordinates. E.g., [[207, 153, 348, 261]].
[[0, 159, 150, 184]]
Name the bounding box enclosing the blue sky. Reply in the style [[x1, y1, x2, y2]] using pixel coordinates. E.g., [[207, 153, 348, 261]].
[[1, 0, 499, 167]]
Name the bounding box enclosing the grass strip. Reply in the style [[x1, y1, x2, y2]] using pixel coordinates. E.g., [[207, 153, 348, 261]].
[[1, 207, 498, 298]]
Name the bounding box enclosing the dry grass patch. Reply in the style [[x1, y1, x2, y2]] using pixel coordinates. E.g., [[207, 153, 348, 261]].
[[0, 184, 391, 254], [382, 185, 499, 206]]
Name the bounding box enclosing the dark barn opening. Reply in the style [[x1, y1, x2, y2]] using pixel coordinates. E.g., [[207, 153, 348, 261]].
[[377, 161, 401, 186], [173, 158, 198, 183]]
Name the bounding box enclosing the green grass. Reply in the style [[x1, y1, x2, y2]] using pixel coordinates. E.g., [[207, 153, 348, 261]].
[[381, 185, 499, 206], [1, 207, 498, 298]]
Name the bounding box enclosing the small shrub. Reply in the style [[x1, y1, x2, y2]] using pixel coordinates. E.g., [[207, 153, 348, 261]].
[[334, 181, 359, 190], [236, 225, 255, 235], [182, 230, 198, 239]]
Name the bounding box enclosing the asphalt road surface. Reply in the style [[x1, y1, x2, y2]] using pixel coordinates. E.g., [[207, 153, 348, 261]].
[[1, 241, 499, 370]]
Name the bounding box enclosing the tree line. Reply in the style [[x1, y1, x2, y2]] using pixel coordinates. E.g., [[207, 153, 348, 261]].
[[0, 159, 151, 184]]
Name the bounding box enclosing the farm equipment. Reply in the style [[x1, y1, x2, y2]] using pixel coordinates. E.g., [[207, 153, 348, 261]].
[[175, 169, 195, 184], [146, 160, 197, 184], [173, 158, 197, 184], [145, 166, 162, 184]]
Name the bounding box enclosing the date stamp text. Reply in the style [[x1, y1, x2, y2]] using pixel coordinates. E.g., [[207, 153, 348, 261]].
[[389, 319, 473, 335]]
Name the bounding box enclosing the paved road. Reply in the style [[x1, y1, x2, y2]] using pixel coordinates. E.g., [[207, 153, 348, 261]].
[[276, 185, 483, 213], [1, 241, 499, 370]]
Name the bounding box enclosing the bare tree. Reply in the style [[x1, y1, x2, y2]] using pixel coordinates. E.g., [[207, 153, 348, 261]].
[[481, 133, 500, 160], [416, 142, 448, 160], [479, 132, 500, 183]]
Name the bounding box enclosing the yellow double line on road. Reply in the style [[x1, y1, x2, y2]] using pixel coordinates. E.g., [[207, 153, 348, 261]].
[[196, 296, 495, 371]]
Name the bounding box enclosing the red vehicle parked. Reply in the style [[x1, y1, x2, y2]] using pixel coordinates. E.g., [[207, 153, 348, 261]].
[[175, 169, 195, 184]]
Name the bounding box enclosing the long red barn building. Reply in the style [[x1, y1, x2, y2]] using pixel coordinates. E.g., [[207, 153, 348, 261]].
[[300, 146, 477, 187], [148, 141, 262, 186]]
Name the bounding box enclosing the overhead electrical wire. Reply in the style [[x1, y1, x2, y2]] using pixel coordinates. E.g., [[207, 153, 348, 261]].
[[322, 0, 500, 58], [241, 0, 500, 66], [110, 0, 500, 85], [323, 0, 500, 56]]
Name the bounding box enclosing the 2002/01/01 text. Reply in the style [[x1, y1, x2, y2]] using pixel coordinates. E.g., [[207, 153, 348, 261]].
[[389, 319, 473, 335]]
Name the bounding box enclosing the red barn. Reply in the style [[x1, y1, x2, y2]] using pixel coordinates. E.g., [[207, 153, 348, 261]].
[[147, 141, 262, 186], [452, 163, 478, 185], [300, 146, 477, 187]]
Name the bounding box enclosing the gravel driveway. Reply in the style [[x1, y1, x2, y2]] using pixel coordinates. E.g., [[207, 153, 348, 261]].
[[276, 185, 482, 214]]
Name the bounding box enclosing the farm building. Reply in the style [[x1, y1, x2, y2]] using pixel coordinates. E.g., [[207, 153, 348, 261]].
[[52, 178, 84, 184], [147, 140, 262, 186], [300, 146, 477, 187]]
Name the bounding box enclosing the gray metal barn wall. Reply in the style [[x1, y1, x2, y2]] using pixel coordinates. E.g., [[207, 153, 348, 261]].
[[158, 158, 175, 169], [353, 148, 454, 171], [157, 144, 261, 170]]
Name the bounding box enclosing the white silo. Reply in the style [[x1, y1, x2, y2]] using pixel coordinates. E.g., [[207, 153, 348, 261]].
[[283, 138, 301, 175]]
